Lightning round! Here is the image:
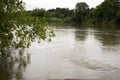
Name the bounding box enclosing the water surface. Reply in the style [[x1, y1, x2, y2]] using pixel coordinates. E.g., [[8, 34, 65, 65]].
[[0, 27, 120, 80]]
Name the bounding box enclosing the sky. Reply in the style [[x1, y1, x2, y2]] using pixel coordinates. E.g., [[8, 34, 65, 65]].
[[23, 0, 104, 10]]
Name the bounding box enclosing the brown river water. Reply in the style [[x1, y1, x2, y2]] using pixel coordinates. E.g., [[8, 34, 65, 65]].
[[0, 26, 120, 80]]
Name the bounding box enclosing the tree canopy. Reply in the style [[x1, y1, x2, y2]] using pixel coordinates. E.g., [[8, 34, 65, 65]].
[[25, 0, 120, 26], [74, 2, 89, 23], [0, 0, 54, 57], [89, 0, 120, 24]]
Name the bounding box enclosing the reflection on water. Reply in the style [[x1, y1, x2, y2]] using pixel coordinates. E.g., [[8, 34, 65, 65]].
[[27, 28, 120, 80], [75, 30, 87, 41], [73, 29, 120, 71], [95, 31, 120, 46], [0, 48, 30, 80], [0, 27, 120, 80]]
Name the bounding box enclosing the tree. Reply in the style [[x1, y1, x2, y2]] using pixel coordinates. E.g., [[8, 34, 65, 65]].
[[0, 0, 54, 57], [31, 8, 46, 18], [91, 0, 120, 24], [116, 11, 120, 23], [74, 2, 89, 23]]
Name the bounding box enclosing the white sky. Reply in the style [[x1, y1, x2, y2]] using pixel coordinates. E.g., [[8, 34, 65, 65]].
[[23, 0, 104, 10]]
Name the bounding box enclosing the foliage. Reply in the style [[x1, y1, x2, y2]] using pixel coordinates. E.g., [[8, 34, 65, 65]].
[[47, 8, 73, 19], [27, 7, 74, 23], [89, 0, 120, 24], [74, 2, 90, 23], [31, 8, 46, 18], [116, 11, 120, 23], [0, 0, 54, 57], [47, 17, 63, 23], [26, 1, 120, 26]]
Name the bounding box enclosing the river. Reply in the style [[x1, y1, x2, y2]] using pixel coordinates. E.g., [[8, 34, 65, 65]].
[[0, 26, 120, 80]]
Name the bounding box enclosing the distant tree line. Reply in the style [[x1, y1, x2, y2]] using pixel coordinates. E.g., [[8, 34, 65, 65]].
[[86, 0, 120, 25], [27, 8, 74, 23], [26, 0, 120, 25]]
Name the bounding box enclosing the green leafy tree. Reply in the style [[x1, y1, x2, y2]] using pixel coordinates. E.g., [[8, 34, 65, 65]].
[[0, 0, 54, 57], [116, 11, 120, 23], [44, 8, 74, 23], [74, 2, 89, 23], [31, 8, 46, 18], [91, 0, 120, 24]]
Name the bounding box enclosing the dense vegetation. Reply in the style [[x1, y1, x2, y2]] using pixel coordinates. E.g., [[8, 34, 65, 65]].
[[87, 0, 120, 25], [27, 8, 74, 23], [27, 0, 120, 25], [0, 0, 54, 57], [0, 0, 120, 57]]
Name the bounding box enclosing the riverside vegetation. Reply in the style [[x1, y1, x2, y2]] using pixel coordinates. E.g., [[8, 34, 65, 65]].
[[0, 0, 120, 80], [27, 0, 120, 26], [0, 0, 120, 57], [0, 0, 54, 57]]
